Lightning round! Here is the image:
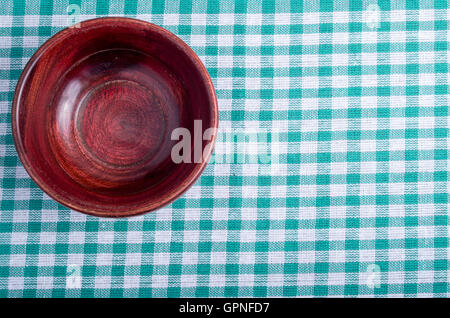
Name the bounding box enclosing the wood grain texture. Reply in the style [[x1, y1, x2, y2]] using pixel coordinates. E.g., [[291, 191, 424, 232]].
[[12, 17, 218, 217]]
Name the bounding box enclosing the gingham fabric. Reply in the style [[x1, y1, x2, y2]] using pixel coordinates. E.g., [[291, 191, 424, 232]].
[[1, 0, 450, 297]]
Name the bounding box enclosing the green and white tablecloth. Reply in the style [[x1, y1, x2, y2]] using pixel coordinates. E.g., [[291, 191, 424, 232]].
[[1, 0, 450, 297]]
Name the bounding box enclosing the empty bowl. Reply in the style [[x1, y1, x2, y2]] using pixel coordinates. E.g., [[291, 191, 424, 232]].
[[12, 17, 218, 217]]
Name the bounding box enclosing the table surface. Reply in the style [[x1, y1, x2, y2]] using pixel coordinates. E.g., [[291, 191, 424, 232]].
[[1, 0, 449, 297]]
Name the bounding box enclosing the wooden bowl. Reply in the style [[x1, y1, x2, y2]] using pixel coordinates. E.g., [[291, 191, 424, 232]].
[[12, 17, 218, 217]]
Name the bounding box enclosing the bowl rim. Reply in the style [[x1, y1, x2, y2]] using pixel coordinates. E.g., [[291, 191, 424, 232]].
[[11, 17, 218, 218]]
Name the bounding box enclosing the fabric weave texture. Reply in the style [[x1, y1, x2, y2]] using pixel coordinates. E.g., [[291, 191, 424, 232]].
[[0, 0, 449, 297]]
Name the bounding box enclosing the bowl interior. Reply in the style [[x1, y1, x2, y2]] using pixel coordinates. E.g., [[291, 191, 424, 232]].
[[13, 18, 217, 216]]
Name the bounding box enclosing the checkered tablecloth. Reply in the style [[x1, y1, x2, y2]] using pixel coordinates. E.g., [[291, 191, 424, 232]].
[[1, 0, 450, 297]]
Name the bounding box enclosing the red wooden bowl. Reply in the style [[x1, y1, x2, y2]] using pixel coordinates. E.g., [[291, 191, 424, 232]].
[[12, 17, 218, 217]]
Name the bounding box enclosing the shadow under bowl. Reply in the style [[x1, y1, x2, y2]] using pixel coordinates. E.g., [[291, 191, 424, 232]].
[[12, 17, 218, 217]]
